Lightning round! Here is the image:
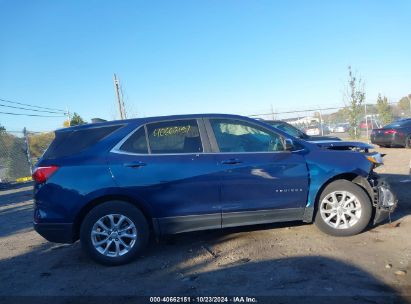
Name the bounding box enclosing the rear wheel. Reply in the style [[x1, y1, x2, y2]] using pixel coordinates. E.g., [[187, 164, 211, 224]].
[[80, 201, 149, 266], [314, 180, 372, 236]]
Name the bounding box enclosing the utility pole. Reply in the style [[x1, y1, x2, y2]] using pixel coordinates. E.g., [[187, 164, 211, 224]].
[[66, 106, 71, 126], [319, 110, 324, 136], [113, 73, 125, 119], [120, 82, 127, 119], [23, 128, 33, 174]]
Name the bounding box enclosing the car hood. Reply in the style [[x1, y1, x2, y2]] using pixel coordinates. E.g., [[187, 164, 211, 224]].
[[306, 136, 341, 141], [311, 140, 374, 152]]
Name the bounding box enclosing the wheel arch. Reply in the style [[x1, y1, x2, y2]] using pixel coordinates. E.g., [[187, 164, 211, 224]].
[[73, 194, 156, 241], [303, 172, 373, 223]]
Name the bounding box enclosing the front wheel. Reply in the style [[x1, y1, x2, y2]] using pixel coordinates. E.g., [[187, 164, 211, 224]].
[[80, 201, 149, 266], [314, 180, 372, 237]]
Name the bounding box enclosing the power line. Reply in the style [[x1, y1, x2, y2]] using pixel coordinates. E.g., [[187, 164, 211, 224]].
[[0, 97, 66, 112], [6, 130, 50, 134], [0, 110, 66, 118], [0, 103, 67, 114], [249, 106, 345, 117]]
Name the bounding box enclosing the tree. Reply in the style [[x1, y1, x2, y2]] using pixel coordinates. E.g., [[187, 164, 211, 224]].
[[345, 66, 365, 139], [0, 124, 5, 132], [376, 94, 393, 125], [70, 113, 86, 126], [398, 95, 411, 113], [63, 120, 70, 127], [28, 132, 55, 163]]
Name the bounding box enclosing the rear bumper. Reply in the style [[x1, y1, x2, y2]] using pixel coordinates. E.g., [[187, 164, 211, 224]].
[[371, 137, 393, 146], [33, 222, 75, 244], [371, 134, 405, 147]]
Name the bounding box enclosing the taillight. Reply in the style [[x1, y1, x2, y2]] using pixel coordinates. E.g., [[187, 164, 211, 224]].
[[384, 129, 397, 135], [32, 166, 59, 183]]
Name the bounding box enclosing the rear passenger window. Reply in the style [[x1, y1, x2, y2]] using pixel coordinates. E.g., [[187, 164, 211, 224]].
[[119, 127, 148, 154], [146, 120, 203, 154]]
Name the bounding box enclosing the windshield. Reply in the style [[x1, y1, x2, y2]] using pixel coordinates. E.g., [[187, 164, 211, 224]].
[[267, 121, 307, 139]]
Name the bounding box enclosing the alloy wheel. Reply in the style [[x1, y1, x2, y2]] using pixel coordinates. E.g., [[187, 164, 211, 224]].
[[91, 214, 137, 257], [319, 191, 362, 229]]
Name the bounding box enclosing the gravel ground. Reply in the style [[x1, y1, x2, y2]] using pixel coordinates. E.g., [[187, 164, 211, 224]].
[[0, 146, 410, 302]]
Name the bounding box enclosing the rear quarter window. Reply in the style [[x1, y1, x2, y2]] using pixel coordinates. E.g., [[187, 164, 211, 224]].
[[119, 127, 148, 154], [43, 125, 121, 159]]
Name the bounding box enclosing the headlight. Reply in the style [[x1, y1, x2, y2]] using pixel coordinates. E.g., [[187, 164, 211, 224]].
[[366, 153, 384, 166]]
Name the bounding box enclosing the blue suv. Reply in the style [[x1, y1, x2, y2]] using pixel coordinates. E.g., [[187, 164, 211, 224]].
[[33, 114, 397, 265]]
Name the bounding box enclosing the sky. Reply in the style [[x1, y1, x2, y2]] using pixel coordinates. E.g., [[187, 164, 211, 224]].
[[0, 0, 410, 132]]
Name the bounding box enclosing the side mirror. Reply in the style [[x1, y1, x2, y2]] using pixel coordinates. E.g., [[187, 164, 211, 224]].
[[284, 138, 294, 151]]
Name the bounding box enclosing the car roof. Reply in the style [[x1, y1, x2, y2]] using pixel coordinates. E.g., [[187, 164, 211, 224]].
[[56, 113, 257, 132]]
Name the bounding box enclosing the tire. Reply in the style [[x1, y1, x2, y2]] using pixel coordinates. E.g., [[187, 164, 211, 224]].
[[314, 180, 372, 237], [80, 201, 149, 266]]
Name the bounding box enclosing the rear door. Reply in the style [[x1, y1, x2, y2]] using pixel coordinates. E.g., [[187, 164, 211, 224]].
[[108, 118, 221, 234], [205, 118, 309, 228]]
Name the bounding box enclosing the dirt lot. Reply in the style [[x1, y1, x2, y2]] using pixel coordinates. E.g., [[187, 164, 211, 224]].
[[0, 146, 410, 302]]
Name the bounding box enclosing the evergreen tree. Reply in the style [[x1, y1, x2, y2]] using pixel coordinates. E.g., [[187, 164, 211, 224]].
[[70, 113, 86, 126]]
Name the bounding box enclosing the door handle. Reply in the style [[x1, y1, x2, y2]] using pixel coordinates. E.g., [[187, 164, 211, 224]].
[[221, 158, 242, 165], [124, 161, 147, 168]]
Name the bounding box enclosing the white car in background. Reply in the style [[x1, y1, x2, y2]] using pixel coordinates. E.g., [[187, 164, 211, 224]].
[[334, 123, 350, 133], [305, 125, 330, 136]]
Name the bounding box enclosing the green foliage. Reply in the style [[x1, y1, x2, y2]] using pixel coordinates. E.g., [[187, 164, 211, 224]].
[[376, 94, 393, 125], [28, 132, 55, 163], [397, 96, 411, 112], [328, 107, 349, 123], [346, 66, 365, 139], [70, 112, 86, 126]]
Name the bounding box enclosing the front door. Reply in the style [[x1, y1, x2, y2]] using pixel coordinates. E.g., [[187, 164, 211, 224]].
[[206, 118, 309, 228]]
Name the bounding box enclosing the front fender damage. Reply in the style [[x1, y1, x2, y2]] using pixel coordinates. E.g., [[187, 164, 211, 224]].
[[304, 173, 398, 224], [365, 174, 398, 224]]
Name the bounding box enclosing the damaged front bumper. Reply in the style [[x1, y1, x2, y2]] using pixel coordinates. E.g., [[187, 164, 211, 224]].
[[368, 174, 398, 224]]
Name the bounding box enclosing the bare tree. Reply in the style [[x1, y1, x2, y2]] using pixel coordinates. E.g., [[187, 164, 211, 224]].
[[345, 66, 365, 139]]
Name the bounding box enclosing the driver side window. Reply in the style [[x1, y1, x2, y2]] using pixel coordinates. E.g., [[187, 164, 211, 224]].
[[210, 119, 285, 152]]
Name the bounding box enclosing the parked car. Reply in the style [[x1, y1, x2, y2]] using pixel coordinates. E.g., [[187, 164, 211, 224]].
[[371, 118, 411, 148], [359, 120, 381, 130], [263, 120, 340, 142], [304, 124, 331, 136], [33, 114, 397, 265], [334, 123, 350, 133]]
